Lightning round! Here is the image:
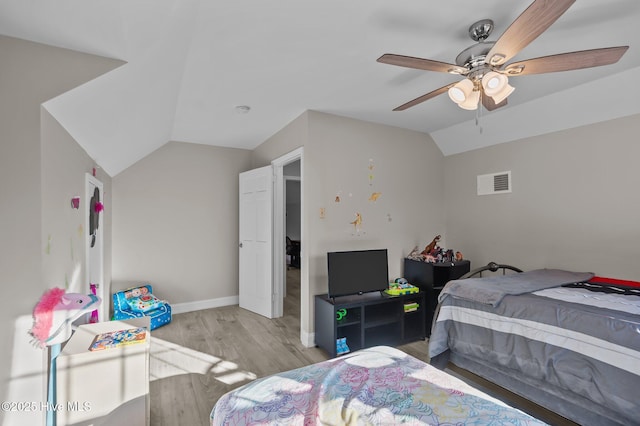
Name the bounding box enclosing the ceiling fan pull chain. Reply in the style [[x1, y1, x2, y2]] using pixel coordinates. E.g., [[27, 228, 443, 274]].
[[476, 92, 483, 134]]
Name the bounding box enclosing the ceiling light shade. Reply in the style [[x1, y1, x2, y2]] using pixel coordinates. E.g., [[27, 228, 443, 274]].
[[490, 83, 514, 104], [448, 86, 465, 102], [448, 79, 474, 104], [482, 72, 506, 95], [458, 89, 480, 110], [482, 71, 515, 104]]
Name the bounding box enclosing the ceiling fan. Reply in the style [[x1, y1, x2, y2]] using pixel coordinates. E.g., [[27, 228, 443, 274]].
[[378, 0, 629, 112]]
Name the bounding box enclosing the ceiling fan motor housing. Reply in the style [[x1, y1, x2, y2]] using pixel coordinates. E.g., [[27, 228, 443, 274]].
[[469, 19, 494, 42]]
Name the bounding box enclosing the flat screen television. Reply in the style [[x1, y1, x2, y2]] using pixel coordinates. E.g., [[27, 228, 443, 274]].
[[327, 249, 389, 298]]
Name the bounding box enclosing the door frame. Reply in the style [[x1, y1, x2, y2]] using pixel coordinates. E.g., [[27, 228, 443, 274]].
[[272, 147, 303, 322]]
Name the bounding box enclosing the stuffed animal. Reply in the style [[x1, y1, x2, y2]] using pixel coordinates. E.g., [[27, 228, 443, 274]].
[[444, 249, 454, 262], [421, 235, 441, 257], [406, 246, 423, 261]]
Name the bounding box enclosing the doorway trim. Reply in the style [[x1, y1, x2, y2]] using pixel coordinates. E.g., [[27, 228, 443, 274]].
[[271, 147, 303, 331]]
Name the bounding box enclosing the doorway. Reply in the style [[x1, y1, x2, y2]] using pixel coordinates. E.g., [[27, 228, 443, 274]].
[[272, 148, 304, 341], [284, 164, 301, 322]]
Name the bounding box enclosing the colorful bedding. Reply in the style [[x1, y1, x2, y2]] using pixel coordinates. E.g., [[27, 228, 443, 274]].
[[210, 346, 546, 425]]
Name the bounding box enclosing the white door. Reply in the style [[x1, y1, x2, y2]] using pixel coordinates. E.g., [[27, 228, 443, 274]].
[[85, 174, 105, 321], [239, 166, 274, 318]]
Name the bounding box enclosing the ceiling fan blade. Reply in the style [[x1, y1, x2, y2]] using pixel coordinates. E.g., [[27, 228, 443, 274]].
[[378, 54, 467, 75], [393, 83, 456, 111], [481, 91, 508, 111], [503, 46, 629, 76], [486, 0, 575, 66]]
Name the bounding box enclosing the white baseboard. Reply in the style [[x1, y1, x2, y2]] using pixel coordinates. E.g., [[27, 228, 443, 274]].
[[300, 329, 315, 348], [171, 295, 239, 315]]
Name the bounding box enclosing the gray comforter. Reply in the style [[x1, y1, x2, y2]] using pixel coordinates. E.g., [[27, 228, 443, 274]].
[[438, 268, 594, 306]]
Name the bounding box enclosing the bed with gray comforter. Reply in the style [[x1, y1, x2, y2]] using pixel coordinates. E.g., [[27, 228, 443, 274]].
[[429, 268, 640, 426]]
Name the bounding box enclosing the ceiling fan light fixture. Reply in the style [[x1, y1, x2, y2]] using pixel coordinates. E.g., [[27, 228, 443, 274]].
[[490, 83, 515, 104], [448, 79, 474, 104], [482, 71, 515, 104], [448, 87, 465, 103], [482, 72, 506, 94], [458, 89, 480, 110]]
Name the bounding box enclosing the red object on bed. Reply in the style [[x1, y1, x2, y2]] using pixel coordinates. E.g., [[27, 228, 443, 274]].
[[589, 276, 640, 288]]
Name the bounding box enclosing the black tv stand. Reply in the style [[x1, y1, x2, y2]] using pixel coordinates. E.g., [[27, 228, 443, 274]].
[[314, 291, 426, 357]]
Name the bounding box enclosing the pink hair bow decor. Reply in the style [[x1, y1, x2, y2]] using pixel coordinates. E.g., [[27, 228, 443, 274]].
[[29, 287, 101, 347]]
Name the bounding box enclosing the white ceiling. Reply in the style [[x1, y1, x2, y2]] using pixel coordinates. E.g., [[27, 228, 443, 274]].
[[1, 0, 639, 176]]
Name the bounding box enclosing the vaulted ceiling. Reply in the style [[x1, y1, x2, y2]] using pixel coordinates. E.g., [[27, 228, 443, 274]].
[[2, 0, 639, 176]]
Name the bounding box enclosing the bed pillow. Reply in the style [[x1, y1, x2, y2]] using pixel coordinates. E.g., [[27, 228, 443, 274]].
[[589, 276, 640, 289]]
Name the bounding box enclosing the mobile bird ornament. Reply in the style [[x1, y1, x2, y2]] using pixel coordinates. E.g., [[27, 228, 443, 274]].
[[29, 287, 101, 426], [29, 287, 101, 347]]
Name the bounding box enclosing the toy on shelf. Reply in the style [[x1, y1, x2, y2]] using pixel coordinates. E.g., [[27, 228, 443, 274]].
[[336, 337, 350, 355], [386, 278, 420, 296], [406, 235, 464, 265], [421, 235, 441, 257], [403, 302, 420, 313], [89, 327, 147, 351], [336, 308, 347, 321]]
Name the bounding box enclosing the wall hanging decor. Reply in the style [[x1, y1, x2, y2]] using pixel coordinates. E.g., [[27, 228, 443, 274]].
[[369, 192, 381, 202], [350, 212, 363, 234]]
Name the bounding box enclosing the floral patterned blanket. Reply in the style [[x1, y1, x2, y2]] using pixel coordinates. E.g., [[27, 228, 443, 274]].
[[210, 346, 547, 425]]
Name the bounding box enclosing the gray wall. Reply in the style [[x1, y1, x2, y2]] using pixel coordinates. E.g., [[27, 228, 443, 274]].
[[41, 110, 112, 297], [0, 35, 119, 423], [111, 141, 252, 304], [253, 110, 445, 337], [443, 113, 640, 279], [252, 112, 309, 169]]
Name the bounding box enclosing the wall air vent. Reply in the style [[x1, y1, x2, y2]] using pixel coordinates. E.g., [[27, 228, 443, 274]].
[[477, 171, 512, 195]]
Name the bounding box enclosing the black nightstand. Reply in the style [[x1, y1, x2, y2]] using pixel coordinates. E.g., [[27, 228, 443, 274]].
[[403, 259, 470, 336]]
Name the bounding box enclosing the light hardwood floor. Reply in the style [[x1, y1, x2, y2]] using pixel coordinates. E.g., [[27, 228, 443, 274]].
[[149, 269, 429, 425], [148, 269, 572, 426]]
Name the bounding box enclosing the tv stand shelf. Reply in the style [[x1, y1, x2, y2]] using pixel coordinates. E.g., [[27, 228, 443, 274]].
[[315, 291, 425, 357], [403, 259, 470, 336]]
